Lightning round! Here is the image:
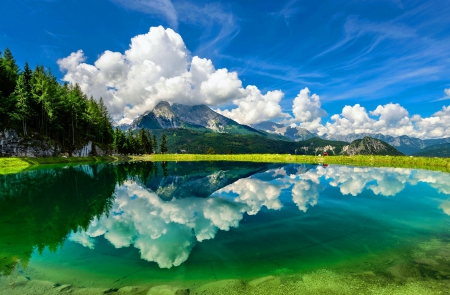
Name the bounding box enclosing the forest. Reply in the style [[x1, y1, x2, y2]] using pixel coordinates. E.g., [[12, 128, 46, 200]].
[[0, 48, 166, 156]]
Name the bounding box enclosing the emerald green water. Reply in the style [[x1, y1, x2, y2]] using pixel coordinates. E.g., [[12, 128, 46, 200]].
[[1, 162, 450, 294]]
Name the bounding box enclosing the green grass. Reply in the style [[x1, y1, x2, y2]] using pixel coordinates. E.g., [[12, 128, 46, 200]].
[[2, 154, 450, 175], [131, 154, 450, 173], [0, 156, 128, 175]]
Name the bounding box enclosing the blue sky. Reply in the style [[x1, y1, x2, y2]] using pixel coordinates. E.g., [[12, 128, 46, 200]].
[[1, 0, 450, 138]]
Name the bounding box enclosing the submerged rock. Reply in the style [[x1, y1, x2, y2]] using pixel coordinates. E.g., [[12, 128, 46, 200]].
[[147, 285, 189, 295], [248, 275, 281, 287]]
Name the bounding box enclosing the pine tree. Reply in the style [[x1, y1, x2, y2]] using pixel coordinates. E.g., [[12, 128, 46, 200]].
[[145, 129, 153, 154], [160, 134, 168, 154], [12, 73, 30, 135], [152, 134, 157, 153], [1, 48, 19, 97], [0, 48, 20, 128]]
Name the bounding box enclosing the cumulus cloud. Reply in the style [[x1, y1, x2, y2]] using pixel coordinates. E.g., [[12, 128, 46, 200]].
[[57, 24, 450, 137], [290, 88, 327, 133], [216, 86, 288, 125], [216, 178, 285, 214], [322, 166, 411, 197], [290, 169, 324, 212], [296, 89, 450, 139], [58, 26, 286, 125], [293, 87, 327, 122], [75, 181, 250, 268]]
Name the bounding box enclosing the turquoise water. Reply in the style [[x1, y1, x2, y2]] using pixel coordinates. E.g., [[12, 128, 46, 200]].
[[1, 162, 450, 294]]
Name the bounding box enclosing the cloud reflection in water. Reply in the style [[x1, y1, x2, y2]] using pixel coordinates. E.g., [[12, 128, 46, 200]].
[[69, 165, 450, 268]]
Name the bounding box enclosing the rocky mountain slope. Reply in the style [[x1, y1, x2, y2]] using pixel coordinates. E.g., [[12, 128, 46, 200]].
[[251, 121, 316, 141], [130, 101, 264, 136], [341, 137, 404, 156]]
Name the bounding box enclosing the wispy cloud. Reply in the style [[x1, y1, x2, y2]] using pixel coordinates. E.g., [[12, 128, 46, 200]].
[[433, 89, 450, 102], [269, 0, 301, 26], [313, 16, 415, 59], [176, 2, 240, 57], [110, 0, 178, 28]]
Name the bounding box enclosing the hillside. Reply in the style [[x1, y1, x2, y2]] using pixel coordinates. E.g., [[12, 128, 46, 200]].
[[341, 137, 403, 156], [413, 143, 450, 157], [150, 129, 348, 155]]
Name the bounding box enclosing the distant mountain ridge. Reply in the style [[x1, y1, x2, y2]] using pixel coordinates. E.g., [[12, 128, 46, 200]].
[[321, 133, 450, 155], [413, 143, 450, 158], [251, 121, 316, 141]]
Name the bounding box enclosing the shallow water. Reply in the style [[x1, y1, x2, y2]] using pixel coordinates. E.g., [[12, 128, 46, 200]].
[[1, 162, 450, 294]]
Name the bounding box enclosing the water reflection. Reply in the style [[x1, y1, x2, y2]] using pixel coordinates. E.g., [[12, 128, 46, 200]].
[[1, 162, 450, 273], [68, 163, 450, 268]]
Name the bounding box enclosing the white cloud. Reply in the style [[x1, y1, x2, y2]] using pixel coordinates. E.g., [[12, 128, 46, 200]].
[[440, 201, 450, 216], [216, 178, 285, 214], [298, 90, 450, 139], [58, 26, 286, 125], [216, 86, 288, 125], [69, 231, 95, 249], [445, 88, 450, 97]]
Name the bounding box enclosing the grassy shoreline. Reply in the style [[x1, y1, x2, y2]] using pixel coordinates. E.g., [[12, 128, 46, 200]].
[[0, 156, 128, 175], [131, 154, 450, 173], [1, 154, 450, 175]]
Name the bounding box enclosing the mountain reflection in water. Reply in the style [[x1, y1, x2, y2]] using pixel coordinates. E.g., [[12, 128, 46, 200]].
[[70, 163, 450, 268], [1, 162, 450, 275]]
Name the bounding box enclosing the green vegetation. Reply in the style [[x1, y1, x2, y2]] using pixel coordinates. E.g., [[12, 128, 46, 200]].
[[0, 161, 165, 275], [150, 129, 348, 155], [0, 156, 126, 175], [0, 48, 114, 155], [132, 154, 450, 173], [413, 143, 450, 157]]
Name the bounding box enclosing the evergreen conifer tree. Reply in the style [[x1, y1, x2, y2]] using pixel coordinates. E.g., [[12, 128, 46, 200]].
[[160, 134, 168, 154]]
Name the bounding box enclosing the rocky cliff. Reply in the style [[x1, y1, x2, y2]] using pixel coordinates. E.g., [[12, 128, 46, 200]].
[[0, 130, 55, 157], [0, 129, 108, 157], [341, 137, 403, 156]]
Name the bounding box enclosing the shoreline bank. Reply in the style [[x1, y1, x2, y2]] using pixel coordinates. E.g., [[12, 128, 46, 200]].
[[0, 156, 129, 175], [1, 154, 450, 175], [132, 154, 450, 173]]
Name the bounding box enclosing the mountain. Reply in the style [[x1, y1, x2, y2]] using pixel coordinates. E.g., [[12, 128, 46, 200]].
[[141, 162, 278, 201], [413, 143, 450, 157], [341, 137, 404, 156], [251, 121, 316, 141], [423, 137, 450, 146], [130, 101, 265, 136], [322, 133, 430, 155], [150, 129, 348, 155]]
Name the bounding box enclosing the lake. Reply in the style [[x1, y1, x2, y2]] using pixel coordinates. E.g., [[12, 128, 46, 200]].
[[1, 161, 450, 294]]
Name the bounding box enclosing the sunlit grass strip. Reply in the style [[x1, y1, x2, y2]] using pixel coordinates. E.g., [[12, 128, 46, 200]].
[[132, 154, 450, 173], [0, 156, 128, 175], [0, 158, 31, 175]]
